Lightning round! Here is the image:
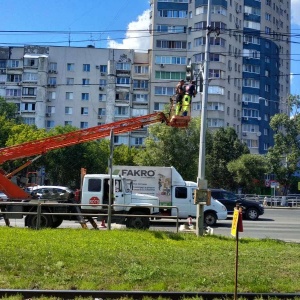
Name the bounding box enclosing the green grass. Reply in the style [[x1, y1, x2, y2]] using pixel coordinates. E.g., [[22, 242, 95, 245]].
[[0, 227, 300, 294]]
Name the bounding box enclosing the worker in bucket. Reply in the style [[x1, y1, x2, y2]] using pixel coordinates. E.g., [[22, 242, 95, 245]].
[[182, 80, 196, 116], [175, 79, 185, 115]]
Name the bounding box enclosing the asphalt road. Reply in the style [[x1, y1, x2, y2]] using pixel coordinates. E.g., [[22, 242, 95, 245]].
[[1, 208, 299, 243], [152, 208, 300, 243]]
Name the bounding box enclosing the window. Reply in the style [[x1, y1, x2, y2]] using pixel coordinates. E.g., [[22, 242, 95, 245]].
[[156, 40, 187, 49], [22, 87, 37, 96], [208, 86, 224, 95], [100, 65, 107, 73], [49, 62, 57, 72], [155, 55, 186, 65], [99, 94, 107, 101], [23, 117, 35, 125], [158, 9, 188, 18], [7, 60, 21, 68], [65, 121, 72, 126], [82, 78, 90, 85], [24, 58, 37, 67], [83, 64, 90, 72], [154, 102, 165, 111], [132, 108, 148, 116], [66, 78, 74, 85], [65, 107, 73, 114], [80, 122, 88, 129], [6, 89, 21, 97], [116, 92, 129, 100], [134, 66, 149, 74], [23, 72, 38, 82], [133, 94, 148, 102], [7, 74, 22, 82], [66, 92, 73, 100], [81, 107, 89, 115], [48, 77, 57, 85], [99, 79, 107, 86], [133, 80, 148, 90], [20, 102, 36, 112], [115, 106, 129, 116], [67, 63, 74, 71], [81, 93, 89, 101], [154, 86, 175, 95], [116, 77, 130, 85], [133, 137, 144, 146], [46, 120, 55, 129], [48, 91, 56, 100], [116, 62, 131, 70], [46, 106, 55, 114], [98, 108, 106, 116], [155, 71, 186, 80], [157, 24, 186, 33]]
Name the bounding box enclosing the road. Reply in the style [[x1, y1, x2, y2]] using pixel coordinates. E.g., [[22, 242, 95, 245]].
[[1, 208, 299, 243], [152, 208, 300, 243]]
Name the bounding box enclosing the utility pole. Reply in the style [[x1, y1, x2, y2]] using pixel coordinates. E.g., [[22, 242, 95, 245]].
[[196, 0, 212, 236]]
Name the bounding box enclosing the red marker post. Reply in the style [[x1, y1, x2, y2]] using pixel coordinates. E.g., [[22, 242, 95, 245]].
[[231, 206, 243, 300]]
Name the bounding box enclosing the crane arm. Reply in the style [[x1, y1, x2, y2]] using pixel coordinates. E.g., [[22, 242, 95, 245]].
[[0, 112, 168, 165]]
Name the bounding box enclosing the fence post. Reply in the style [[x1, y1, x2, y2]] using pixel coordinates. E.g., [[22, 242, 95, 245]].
[[36, 203, 42, 230]]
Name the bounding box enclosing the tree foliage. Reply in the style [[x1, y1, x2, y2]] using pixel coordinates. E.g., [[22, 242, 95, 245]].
[[206, 127, 250, 190], [134, 117, 201, 181], [266, 113, 300, 194], [227, 154, 268, 194]]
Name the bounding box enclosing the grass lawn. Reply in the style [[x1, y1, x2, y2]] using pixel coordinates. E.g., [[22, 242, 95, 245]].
[[0, 227, 300, 295]]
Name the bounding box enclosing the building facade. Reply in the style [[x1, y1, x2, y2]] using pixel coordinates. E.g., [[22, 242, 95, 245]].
[[0, 46, 150, 147], [149, 0, 291, 154], [0, 0, 291, 153]]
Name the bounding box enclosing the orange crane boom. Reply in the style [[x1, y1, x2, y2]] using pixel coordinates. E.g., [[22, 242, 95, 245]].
[[0, 111, 190, 199]]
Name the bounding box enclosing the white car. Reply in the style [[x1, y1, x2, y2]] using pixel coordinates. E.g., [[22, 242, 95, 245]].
[[31, 186, 73, 199]]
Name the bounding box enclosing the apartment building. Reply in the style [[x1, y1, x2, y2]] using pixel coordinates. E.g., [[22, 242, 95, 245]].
[[0, 46, 150, 147], [149, 0, 291, 154]]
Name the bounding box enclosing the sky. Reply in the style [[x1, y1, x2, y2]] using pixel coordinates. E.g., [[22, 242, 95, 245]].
[[1, 0, 300, 94]]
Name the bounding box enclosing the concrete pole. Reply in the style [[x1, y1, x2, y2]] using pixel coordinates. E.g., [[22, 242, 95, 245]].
[[196, 0, 211, 236]]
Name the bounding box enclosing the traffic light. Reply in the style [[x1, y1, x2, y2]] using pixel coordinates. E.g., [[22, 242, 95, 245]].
[[186, 64, 192, 81], [199, 71, 204, 93]]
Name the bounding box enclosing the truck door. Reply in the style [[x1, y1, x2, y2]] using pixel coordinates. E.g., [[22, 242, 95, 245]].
[[171, 186, 193, 218]]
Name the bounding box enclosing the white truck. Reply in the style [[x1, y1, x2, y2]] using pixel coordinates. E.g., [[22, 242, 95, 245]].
[[113, 166, 227, 226], [2, 173, 160, 230]]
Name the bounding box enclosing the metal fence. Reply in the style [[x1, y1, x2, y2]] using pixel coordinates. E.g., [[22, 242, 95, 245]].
[[237, 194, 300, 207], [0, 201, 180, 231]]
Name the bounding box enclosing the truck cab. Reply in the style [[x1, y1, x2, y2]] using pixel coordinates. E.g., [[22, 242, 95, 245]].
[[171, 181, 227, 226], [80, 174, 160, 229]]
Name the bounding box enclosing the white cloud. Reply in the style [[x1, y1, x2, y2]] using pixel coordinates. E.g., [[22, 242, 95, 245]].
[[291, 0, 300, 25], [107, 10, 150, 51]]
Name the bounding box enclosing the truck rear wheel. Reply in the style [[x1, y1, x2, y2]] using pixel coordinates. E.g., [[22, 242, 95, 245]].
[[51, 217, 64, 228], [204, 211, 217, 226], [26, 212, 53, 229], [126, 211, 150, 229]]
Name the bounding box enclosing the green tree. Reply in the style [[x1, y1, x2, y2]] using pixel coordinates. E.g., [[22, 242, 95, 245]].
[[0, 96, 20, 121], [206, 127, 250, 191], [227, 154, 268, 194], [113, 144, 139, 166], [134, 117, 201, 181], [266, 113, 300, 195]]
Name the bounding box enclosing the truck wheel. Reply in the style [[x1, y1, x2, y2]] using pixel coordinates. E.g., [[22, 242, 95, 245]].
[[204, 212, 217, 226], [26, 212, 53, 229], [51, 217, 63, 228], [126, 211, 150, 229]]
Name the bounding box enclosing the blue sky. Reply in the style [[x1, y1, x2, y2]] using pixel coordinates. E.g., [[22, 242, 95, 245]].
[[1, 0, 300, 95]]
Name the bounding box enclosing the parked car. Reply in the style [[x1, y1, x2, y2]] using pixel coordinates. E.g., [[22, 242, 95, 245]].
[[31, 186, 73, 200], [210, 189, 264, 220]]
